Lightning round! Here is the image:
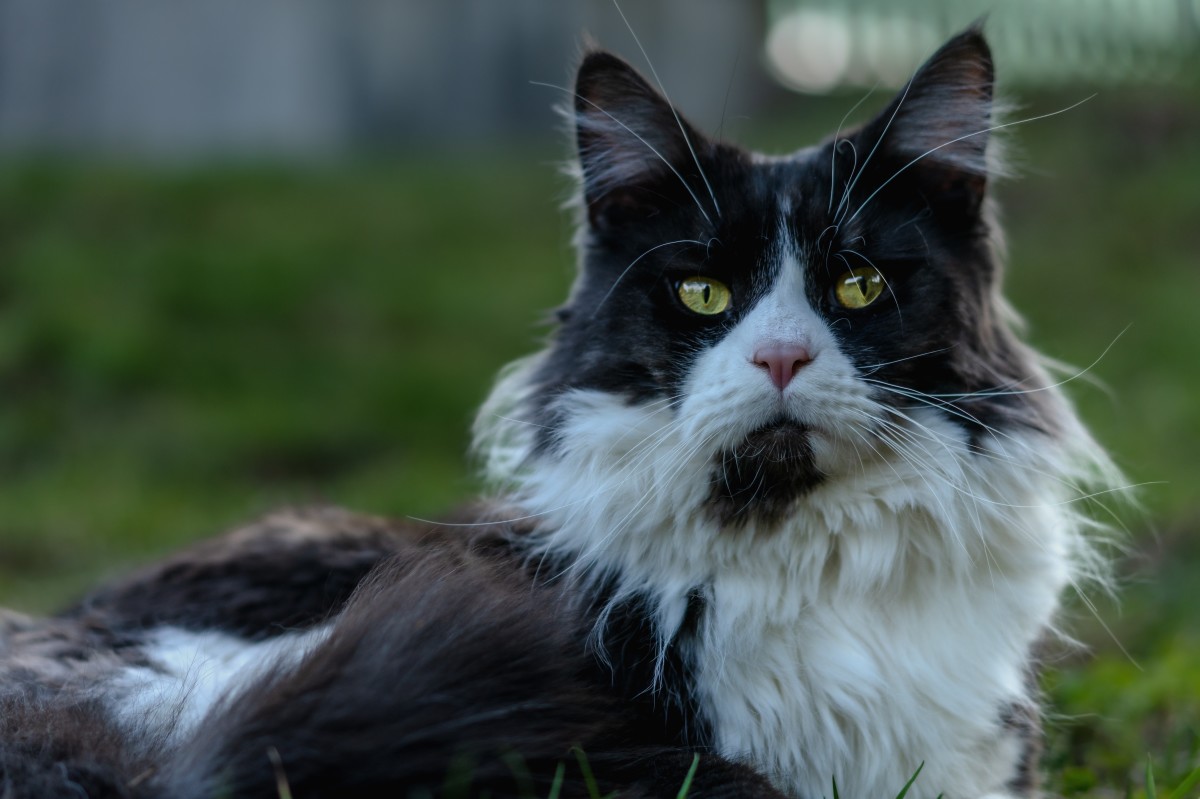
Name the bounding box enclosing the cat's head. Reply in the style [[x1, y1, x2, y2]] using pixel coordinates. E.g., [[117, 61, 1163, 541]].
[[477, 28, 1106, 541]]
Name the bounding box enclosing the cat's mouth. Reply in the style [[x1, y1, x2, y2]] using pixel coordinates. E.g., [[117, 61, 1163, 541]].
[[707, 419, 824, 528]]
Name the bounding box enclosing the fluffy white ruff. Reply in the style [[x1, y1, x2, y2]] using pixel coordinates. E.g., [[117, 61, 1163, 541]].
[[474, 261, 1113, 797]]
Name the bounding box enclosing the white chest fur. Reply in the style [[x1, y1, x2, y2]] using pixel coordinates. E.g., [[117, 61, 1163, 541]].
[[695, 544, 1058, 799], [479, 380, 1095, 798]]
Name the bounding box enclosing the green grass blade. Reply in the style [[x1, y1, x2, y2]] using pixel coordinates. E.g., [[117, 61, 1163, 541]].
[[1167, 764, 1200, 799], [894, 762, 925, 799], [547, 762, 566, 799], [266, 747, 294, 799], [501, 751, 536, 799], [572, 747, 603, 799], [1148, 756, 1159, 799], [675, 754, 701, 799]]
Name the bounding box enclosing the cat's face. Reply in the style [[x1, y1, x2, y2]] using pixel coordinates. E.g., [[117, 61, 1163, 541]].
[[506, 30, 1061, 529]]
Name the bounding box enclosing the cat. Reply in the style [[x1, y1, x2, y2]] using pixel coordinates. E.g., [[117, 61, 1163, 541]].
[[0, 26, 1117, 799]]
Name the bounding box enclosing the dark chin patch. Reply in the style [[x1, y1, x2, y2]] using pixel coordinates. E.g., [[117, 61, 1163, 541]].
[[708, 421, 823, 527]]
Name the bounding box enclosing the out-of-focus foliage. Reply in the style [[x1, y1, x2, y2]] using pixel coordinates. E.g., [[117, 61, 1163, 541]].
[[0, 157, 572, 606]]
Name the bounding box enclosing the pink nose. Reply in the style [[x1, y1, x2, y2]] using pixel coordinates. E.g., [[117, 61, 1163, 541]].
[[753, 344, 813, 391]]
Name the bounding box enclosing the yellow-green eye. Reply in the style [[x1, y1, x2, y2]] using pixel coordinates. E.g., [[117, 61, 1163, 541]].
[[677, 277, 731, 315], [834, 266, 885, 309]]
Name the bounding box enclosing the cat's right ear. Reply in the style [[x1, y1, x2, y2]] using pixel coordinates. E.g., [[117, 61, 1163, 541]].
[[843, 27, 997, 221], [572, 50, 715, 231]]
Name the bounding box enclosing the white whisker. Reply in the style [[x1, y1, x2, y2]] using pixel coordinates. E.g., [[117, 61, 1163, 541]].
[[834, 77, 915, 223], [919, 325, 1129, 401], [857, 345, 956, 375], [827, 83, 876, 214]]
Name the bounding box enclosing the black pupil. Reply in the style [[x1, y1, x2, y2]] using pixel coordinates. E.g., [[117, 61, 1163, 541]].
[[701, 284, 711, 304]]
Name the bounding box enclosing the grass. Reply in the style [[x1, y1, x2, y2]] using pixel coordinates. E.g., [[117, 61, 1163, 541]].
[[0, 156, 573, 607], [0, 84, 1197, 795], [1147, 760, 1200, 799]]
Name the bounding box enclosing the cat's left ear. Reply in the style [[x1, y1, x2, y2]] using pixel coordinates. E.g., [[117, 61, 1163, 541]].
[[572, 50, 716, 231], [850, 25, 996, 215]]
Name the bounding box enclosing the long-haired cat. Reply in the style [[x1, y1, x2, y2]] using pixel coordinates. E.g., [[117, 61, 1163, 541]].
[[0, 26, 1115, 799]]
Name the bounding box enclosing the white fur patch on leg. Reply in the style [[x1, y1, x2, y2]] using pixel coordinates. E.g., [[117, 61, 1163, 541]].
[[107, 626, 331, 748]]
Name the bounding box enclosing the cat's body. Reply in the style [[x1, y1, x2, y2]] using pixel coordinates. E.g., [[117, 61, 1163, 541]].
[[0, 29, 1114, 799]]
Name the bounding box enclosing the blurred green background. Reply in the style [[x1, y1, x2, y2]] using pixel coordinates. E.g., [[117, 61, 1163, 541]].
[[0, 2, 1197, 796]]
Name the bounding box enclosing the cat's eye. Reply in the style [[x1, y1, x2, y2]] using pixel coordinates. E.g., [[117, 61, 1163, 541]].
[[677, 277, 731, 316], [834, 266, 885, 309]]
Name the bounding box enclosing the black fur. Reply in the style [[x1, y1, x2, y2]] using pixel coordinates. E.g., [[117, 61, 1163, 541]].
[[709, 421, 823, 527], [155, 548, 638, 798], [1002, 647, 1050, 796], [576, 580, 714, 751], [145, 518, 778, 799], [0, 696, 144, 799], [1001, 699, 1043, 796]]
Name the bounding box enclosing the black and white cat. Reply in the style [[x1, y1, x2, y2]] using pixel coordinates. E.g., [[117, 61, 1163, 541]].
[[0, 28, 1115, 799]]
